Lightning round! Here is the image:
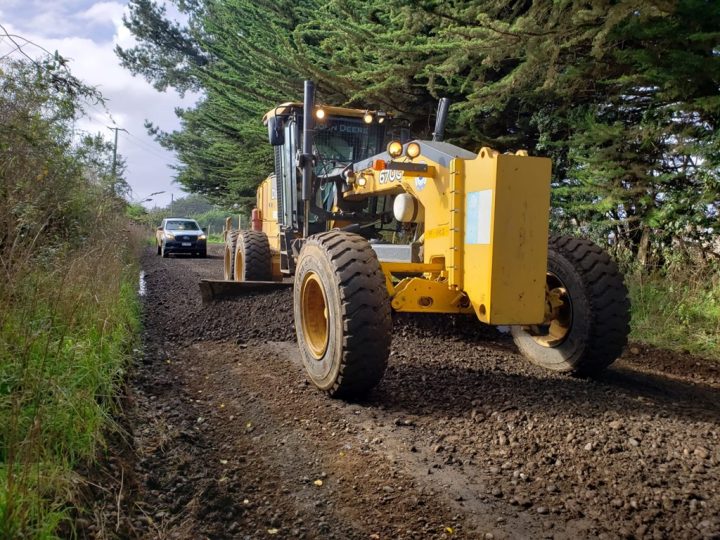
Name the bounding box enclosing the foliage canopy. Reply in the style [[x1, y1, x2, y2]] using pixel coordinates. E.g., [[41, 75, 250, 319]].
[[118, 0, 720, 261]]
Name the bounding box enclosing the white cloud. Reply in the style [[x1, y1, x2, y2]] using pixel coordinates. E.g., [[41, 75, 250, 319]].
[[78, 1, 125, 26], [0, 1, 197, 208]]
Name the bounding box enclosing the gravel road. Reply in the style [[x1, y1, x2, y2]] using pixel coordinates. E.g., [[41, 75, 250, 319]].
[[80, 245, 720, 539]]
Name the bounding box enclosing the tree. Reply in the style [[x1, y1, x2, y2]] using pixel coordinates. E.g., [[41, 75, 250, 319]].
[[120, 0, 720, 261]]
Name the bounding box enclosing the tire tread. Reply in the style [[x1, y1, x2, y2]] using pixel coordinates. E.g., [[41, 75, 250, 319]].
[[298, 231, 391, 398], [549, 235, 630, 375]]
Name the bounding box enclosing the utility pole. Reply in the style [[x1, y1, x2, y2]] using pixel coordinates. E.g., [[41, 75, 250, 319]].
[[107, 126, 128, 179]]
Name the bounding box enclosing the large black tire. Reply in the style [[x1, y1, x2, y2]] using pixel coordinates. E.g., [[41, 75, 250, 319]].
[[223, 231, 239, 280], [156, 243, 161, 255], [511, 235, 630, 376], [294, 231, 392, 398], [161, 242, 169, 258], [234, 231, 271, 281]]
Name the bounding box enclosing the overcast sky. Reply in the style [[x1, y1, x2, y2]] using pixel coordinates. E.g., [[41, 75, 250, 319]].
[[0, 0, 193, 209]]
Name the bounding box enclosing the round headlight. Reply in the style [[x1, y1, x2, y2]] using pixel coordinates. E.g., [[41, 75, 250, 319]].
[[315, 108, 326, 120], [387, 140, 403, 158], [363, 112, 373, 124], [406, 142, 421, 159], [357, 175, 367, 187]]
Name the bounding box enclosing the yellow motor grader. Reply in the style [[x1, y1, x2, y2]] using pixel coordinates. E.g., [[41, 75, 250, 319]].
[[211, 81, 629, 398]]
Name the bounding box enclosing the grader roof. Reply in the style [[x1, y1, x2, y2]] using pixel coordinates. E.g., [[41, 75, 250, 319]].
[[262, 102, 388, 124]]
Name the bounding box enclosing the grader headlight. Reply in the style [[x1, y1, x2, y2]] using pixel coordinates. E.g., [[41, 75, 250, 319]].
[[406, 142, 421, 159], [387, 140, 403, 158]]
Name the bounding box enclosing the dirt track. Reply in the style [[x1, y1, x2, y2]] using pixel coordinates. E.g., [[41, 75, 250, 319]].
[[82, 245, 720, 539]]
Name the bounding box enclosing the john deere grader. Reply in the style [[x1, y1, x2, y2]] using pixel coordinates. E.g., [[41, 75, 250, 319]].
[[204, 81, 630, 398]]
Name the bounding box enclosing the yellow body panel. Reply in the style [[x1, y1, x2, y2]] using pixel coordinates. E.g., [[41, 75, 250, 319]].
[[349, 147, 551, 324], [461, 149, 551, 324], [257, 176, 283, 279]]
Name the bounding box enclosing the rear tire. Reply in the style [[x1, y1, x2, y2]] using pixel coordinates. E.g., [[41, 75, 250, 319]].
[[156, 243, 161, 255], [224, 231, 239, 280], [294, 231, 392, 398], [233, 231, 271, 281], [511, 235, 630, 376]]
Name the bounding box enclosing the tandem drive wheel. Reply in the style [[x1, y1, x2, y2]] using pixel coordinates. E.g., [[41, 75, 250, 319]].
[[512, 235, 630, 376], [294, 231, 391, 398], [233, 230, 272, 282], [223, 230, 239, 280]]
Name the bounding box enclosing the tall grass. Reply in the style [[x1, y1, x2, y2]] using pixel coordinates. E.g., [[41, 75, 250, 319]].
[[0, 58, 143, 537], [0, 229, 143, 538], [628, 260, 720, 359]]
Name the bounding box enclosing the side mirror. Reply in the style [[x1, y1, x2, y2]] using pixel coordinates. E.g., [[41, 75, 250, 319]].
[[157, 226, 163, 230], [267, 116, 285, 146]]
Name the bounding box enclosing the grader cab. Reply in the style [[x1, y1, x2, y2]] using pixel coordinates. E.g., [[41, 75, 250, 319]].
[[215, 81, 630, 398]]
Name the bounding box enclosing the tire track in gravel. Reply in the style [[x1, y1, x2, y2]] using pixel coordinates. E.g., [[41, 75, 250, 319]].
[[84, 245, 720, 539]]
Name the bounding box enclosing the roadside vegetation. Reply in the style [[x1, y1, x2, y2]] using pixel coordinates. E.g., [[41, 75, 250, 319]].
[[0, 59, 142, 537], [628, 262, 720, 359]]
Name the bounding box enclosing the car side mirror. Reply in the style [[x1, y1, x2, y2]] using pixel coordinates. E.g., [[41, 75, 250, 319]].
[[157, 226, 163, 230], [267, 116, 285, 146]]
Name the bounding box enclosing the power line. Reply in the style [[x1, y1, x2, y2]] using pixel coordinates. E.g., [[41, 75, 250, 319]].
[[0, 25, 55, 66], [121, 130, 181, 163]]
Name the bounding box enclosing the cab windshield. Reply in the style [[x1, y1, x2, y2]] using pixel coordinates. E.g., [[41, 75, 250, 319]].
[[310, 116, 386, 176], [166, 220, 200, 231]]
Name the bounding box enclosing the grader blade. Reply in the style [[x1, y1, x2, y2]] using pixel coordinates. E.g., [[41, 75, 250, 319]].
[[199, 279, 291, 304]]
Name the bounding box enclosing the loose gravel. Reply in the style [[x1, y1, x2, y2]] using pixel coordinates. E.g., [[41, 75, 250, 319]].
[[78, 245, 720, 539]]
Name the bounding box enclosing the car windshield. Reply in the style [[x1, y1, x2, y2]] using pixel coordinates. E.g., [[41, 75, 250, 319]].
[[166, 220, 200, 231]]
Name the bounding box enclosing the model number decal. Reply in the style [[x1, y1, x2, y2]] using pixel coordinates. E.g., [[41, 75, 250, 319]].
[[378, 170, 403, 184]]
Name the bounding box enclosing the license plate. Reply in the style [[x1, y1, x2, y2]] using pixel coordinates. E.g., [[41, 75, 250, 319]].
[[182, 242, 192, 246]]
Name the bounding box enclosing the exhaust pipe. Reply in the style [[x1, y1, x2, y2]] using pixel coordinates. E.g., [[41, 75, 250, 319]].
[[432, 97, 451, 142], [301, 80, 315, 238]]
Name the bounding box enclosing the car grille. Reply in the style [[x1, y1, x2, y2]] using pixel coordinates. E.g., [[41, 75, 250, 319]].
[[176, 235, 194, 242]]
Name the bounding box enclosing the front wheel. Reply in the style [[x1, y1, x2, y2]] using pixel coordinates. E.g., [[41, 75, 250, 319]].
[[511, 236, 630, 376], [161, 243, 169, 258], [294, 231, 392, 398]]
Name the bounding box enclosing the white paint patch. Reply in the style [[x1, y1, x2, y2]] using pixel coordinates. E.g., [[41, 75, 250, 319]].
[[465, 189, 493, 245], [138, 270, 146, 296]]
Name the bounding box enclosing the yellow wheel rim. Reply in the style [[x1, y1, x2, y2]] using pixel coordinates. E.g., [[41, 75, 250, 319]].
[[528, 272, 572, 348], [224, 246, 232, 279], [234, 248, 244, 281], [300, 272, 329, 359]]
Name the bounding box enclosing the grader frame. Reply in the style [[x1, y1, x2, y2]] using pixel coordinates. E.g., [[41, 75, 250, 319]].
[[211, 80, 630, 398]]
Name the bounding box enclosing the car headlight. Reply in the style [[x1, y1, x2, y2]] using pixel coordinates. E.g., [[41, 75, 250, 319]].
[[165, 232, 175, 240], [198, 234, 207, 240]]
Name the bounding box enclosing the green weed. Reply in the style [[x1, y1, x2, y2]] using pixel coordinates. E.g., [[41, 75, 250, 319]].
[[628, 264, 720, 359]]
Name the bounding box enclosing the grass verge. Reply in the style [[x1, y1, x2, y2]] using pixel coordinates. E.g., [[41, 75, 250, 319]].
[[0, 237, 142, 538], [628, 264, 720, 359]]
